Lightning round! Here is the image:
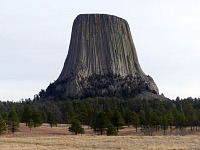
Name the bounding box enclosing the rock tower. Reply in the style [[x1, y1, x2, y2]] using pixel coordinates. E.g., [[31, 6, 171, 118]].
[[45, 14, 160, 99]]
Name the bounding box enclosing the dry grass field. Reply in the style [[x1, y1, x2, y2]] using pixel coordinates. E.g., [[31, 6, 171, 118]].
[[0, 123, 200, 150]]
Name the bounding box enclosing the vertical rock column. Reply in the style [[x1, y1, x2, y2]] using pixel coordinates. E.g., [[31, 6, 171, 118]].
[[47, 14, 159, 99]]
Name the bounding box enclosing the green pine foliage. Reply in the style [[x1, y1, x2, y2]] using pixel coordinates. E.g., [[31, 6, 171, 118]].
[[92, 112, 110, 135], [111, 111, 125, 131], [47, 112, 57, 128], [106, 123, 118, 136], [0, 115, 6, 134], [1, 96, 200, 136], [22, 105, 33, 126], [7, 111, 20, 133], [28, 119, 34, 131], [131, 112, 140, 132], [32, 110, 43, 127], [68, 119, 84, 135]]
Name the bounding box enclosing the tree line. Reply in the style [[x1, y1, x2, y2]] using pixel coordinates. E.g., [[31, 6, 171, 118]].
[[0, 96, 200, 135]]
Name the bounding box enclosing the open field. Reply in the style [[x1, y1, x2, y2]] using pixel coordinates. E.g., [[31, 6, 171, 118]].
[[1, 124, 200, 150]]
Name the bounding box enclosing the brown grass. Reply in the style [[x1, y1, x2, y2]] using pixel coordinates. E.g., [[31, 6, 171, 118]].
[[0, 123, 200, 150]]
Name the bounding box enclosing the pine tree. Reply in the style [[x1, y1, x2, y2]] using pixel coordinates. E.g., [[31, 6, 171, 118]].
[[22, 106, 33, 126], [173, 110, 188, 129], [68, 119, 84, 135], [161, 114, 168, 135], [184, 103, 196, 130], [112, 111, 125, 131], [106, 123, 118, 136], [32, 110, 43, 127], [131, 112, 140, 132], [0, 115, 6, 134], [151, 111, 160, 132], [124, 109, 132, 127], [28, 119, 34, 131], [93, 112, 110, 135], [139, 110, 148, 127], [166, 111, 174, 129], [7, 111, 20, 133], [47, 112, 57, 128]]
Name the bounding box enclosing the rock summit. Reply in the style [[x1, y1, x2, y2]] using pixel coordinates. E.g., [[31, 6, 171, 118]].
[[45, 14, 161, 99]]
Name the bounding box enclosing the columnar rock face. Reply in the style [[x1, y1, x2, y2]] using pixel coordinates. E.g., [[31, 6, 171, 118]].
[[46, 14, 160, 99]]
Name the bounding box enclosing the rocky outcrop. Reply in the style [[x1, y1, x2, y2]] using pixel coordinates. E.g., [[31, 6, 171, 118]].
[[45, 14, 160, 99]]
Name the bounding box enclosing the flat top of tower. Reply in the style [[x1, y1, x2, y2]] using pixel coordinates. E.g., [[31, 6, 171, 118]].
[[75, 14, 128, 24]]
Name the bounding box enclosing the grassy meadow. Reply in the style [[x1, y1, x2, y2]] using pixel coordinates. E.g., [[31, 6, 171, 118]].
[[0, 123, 200, 149]]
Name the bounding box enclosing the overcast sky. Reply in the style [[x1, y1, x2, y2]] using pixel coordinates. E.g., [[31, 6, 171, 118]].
[[0, 0, 200, 101]]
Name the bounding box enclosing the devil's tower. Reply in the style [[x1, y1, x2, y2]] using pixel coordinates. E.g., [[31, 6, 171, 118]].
[[45, 14, 160, 99]]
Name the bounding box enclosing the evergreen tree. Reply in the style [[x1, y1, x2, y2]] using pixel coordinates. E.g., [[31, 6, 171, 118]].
[[28, 119, 34, 131], [68, 119, 84, 135], [196, 109, 200, 129], [32, 110, 43, 127], [173, 110, 188, 129], [150, 111, 160, 132], [0, 115, 6, 134], [166, 111, 174, 129], [7, 111, 20, 133], [93, 112, 110, 135], [41, 111, 48, 123], [111, 111, 125, 131], [131, 112, 140, 132], [2, 113, 8, 123], [105, 108, 114, 122], [106, 123, 118, 136], [139, 110, 148, 127], [22, 105, 33, 126], [184, 103, 196, 130], [47, 112, 57, 128], [139, 110, 151, 135], [124, 109, 132, 127], [161, 114, 168, 135]]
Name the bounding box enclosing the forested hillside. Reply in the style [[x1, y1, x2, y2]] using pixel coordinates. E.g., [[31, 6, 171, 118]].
[[0, 96, 200, 135]]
